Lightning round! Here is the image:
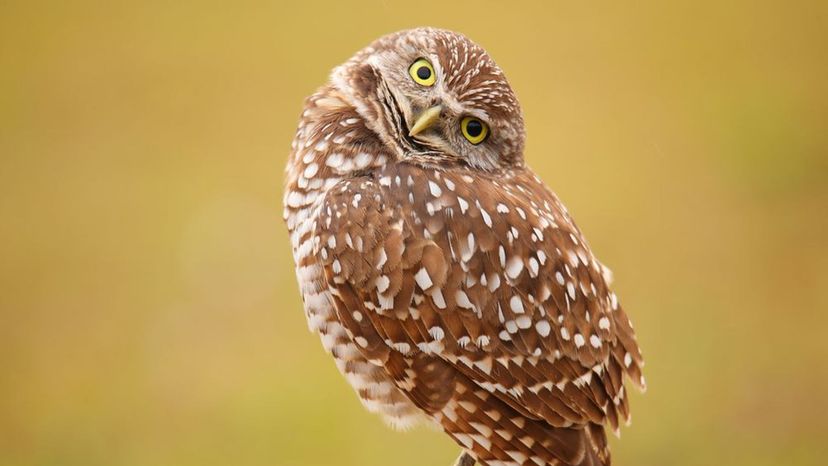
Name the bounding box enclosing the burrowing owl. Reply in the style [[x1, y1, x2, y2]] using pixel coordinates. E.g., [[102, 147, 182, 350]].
[[283, 28, 644, 466]]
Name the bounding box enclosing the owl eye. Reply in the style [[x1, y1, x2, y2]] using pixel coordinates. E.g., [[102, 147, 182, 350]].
[[460, 116, 489, 144], [408, 58, 436, 86]]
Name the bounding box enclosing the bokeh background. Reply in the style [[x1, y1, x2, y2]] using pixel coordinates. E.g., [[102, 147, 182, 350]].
[[2, 1, 827, 465]]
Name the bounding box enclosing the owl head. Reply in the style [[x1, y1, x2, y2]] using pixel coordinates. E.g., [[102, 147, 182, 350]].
[[330, 28, 525, 171]]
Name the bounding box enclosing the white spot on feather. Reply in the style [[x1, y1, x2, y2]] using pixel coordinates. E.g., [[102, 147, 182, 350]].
[[505, 256, 523, 279], [509, 296, 524, 314], [303, 163, 318, 178], [516, 315, 532, 329], [414, 267, 433, 289], [375, 275, 390, 293], [429, 326, 445, 341], [428, 180, 442, 197], [457, 197, 469, 214], [455, 290, 473, 309], [535, 320, 551, 337]]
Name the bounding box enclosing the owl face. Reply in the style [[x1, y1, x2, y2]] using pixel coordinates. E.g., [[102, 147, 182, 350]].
[[331, 28, 525, 171]]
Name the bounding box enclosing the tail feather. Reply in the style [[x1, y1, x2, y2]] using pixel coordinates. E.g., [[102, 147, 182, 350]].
[[438, 373, 611, 465]]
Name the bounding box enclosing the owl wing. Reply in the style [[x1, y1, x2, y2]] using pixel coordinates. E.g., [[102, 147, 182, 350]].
[[313, 165, 644, 463]]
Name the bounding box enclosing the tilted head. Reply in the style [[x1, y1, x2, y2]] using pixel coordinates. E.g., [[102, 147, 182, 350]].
[[331, 27, 525, 171]]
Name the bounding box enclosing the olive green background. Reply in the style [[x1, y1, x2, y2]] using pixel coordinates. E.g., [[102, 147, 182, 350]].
[[2, 1, 827, 465]]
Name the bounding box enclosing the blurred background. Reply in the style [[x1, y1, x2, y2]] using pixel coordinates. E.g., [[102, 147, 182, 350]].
[[1, 1, 827, 465]]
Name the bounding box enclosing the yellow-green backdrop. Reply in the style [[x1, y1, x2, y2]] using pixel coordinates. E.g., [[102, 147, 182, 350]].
[[1, 1, 827, 465]]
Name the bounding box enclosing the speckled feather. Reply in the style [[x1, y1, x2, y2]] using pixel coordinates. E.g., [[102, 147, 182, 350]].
[[284, 27, 644, 466]]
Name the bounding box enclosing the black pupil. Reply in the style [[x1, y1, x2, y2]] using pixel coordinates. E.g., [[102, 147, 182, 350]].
[[466, 120, 483, 137], [416, 66, 431, 80]]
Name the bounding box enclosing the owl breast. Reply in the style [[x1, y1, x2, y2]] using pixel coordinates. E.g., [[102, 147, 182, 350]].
[[284, 88, 426, 429]]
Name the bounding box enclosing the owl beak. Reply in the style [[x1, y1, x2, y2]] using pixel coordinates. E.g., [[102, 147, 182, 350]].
[[408, 105, 443, 137]]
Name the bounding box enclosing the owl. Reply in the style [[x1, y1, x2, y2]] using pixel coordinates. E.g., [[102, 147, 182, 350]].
[[283, 28, 645, 466]]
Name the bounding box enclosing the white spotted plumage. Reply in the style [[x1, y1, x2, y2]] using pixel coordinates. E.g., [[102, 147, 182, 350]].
[[284, 27, 644, 466]]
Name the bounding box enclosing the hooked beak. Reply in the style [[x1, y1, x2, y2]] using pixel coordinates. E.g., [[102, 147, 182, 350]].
[[408, 105, 443, 137]]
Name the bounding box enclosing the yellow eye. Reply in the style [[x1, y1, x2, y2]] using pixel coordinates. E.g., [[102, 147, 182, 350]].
[[408, 58, 436, 86], [460, 116, 489, 144]]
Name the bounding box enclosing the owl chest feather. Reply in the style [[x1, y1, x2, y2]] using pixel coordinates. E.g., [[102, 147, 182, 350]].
[[283, 94, 428, 428], [286, 186, 427, 430]]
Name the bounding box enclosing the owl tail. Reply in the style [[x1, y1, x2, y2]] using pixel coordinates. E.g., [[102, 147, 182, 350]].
[[582, 423, 610, 466], [518, 422, 609, 466], [438, 373, 610, 465]]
